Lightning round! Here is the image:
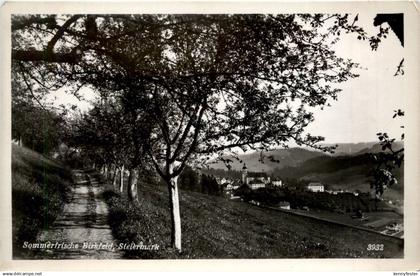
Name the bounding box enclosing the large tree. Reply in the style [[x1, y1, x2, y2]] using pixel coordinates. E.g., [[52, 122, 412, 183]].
[[12, 14, 360, 251]]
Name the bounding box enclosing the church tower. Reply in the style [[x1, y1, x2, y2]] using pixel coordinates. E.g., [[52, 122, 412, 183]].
[[242, 163, 248, 184]]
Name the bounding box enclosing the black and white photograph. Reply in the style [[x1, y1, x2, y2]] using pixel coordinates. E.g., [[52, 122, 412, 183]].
[[2, 2, 419, 267]]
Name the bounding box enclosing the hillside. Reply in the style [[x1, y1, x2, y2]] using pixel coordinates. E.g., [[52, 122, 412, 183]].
[[103, 176, 403, 258], [321, 142, 377, 155], [355, 141, 404, 155], [207, 143, 404, 203], [12, 145, 73, 258], [321, 141, 404, 156], [208, 147, 326, 172], [207, 142, 404, 172], [272, 153, 404, 202]]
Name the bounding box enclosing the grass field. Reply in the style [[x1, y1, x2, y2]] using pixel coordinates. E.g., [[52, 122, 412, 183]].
[[12, 145, 73, 258], [102, 174, 404, 259]]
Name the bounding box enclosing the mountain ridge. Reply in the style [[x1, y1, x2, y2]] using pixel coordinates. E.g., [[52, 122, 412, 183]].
[[207, 147, 326, 172], [208, 141, 403, 172]]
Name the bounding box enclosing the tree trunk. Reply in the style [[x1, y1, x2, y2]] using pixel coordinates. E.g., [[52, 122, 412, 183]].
[[104, 165, 108, 179], [112, 168, 118, 188], [167, 163, 182, 252], [106, 164, 112, 182], [111, 165, 115, 181], [127, 168, 139, 202], [119, 165, 125, 193]]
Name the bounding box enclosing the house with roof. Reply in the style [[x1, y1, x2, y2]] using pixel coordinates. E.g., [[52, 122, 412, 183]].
[[224, 180, 241, 191], [216, 177, 232, 186], [307, 182, 324, 192], [241, 164, 270, 190], [277, 201, 291, 210], [271, 178, 283, 187]]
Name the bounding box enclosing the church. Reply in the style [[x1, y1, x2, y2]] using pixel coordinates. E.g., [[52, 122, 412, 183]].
[[241, 164, 270, 190]]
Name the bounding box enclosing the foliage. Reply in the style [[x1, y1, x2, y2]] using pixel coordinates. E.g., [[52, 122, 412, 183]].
[[12, 103, 65, 154], [12, 77, 67, 155], [179, 167, 222, 196], [282, 189, 376, 212], [178, 166, 200, 192], [12, 14, 361, 160], [237, 186, 286, 205], [199, 174, 221, 196], [368, 110, 404, 201], [201, 168, 242, 181], [281, 178, 311, 192], [235, 184, 383, 213], [273, 153, 377, 179]]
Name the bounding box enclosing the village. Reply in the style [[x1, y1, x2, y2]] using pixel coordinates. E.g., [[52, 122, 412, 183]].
[[212, 163, 404, 239]]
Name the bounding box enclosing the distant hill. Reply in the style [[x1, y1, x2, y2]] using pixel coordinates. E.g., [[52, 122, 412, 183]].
[[354, 141, 403, 155], [207, 147, 326, 172], [206, 142, 404, 203], [208, 142, 404, 173], [321, 141, 404, 156], [321, 142, 376, 155], [272, 153, 404, 203]]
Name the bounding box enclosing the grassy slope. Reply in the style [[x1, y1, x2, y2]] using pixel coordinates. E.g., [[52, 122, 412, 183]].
[[12, 145, 72, 258], [103, 177, 403, 259]]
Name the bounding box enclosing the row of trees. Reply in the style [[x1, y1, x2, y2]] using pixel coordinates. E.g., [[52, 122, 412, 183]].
[[12, 14, 396, 252], [178, 166, 221, 195], [235, 185, 376, 213], [67, 96, 150, 201]]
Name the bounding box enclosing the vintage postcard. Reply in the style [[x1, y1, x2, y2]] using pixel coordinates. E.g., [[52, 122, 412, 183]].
[[0, 0, 419, 272]]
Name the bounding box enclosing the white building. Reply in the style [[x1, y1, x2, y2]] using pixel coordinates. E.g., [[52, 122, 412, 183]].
[[241, 164, 270, 190], [278, 201, 291, 210], [248, 179, 266, 190], [307, 182, 324, 192], [225, 183, 234, 191], [271, 180, 283, 187]]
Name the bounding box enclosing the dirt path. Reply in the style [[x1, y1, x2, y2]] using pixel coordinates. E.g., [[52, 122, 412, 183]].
[[35, 170, 122, 259]]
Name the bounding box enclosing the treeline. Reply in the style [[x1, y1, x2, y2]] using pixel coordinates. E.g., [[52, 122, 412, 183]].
[[12, 99, 67, 155], [235, 186, 388, 213], [201, 168, 242, 180], [272, 153, 404, 191], [272, 154, 376, 179], [178, 166, 222, 196]]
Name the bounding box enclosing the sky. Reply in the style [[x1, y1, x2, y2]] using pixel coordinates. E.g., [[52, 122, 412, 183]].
[[47, 13, 405, 144], [306, 13, 405, 143]]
